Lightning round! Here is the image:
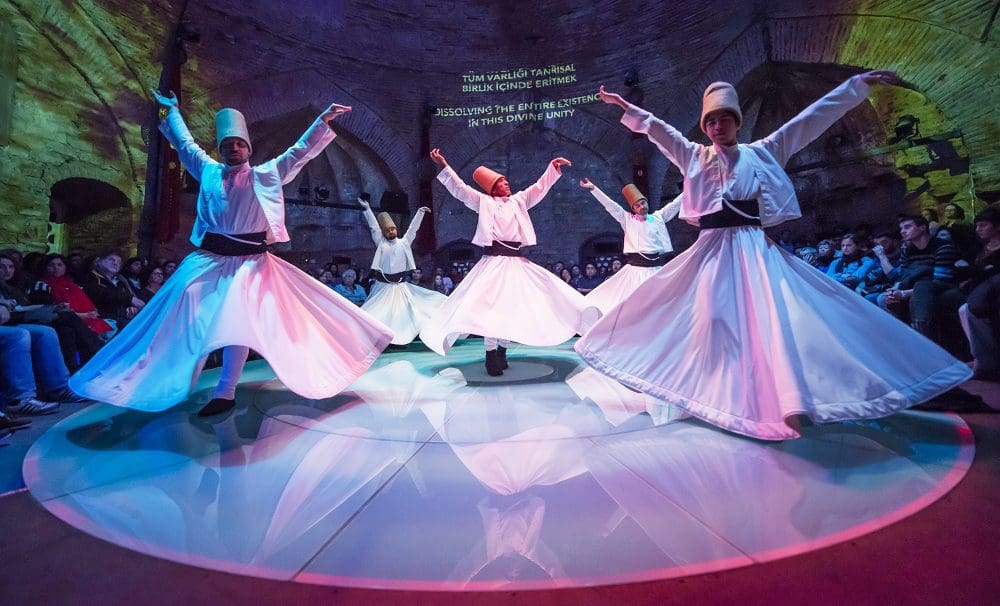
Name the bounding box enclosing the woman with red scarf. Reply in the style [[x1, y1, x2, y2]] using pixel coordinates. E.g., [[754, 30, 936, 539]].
[[40, 254, 112, 338]]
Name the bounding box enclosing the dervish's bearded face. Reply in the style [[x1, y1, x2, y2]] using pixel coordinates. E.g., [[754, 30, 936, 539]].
[[220, 137, 251, 166]]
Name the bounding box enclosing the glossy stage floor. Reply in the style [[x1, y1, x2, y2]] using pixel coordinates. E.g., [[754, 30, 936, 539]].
[[23, 340, 974, 591]]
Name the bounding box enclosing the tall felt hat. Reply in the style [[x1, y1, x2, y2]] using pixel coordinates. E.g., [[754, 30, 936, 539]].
[[700, 82, 742, 133], [472, 166, 505, 194], [621, 184, 648, 210], [215, 108, 252, 154], [376, 212, 397, 234]]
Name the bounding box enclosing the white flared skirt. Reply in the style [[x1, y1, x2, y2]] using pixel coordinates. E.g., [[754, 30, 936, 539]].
[[70, 250, 394, 411], [361, 280, 448, 345], [584, 264, 663, 317], [419, 255, 598, 355], [575, 226, 972, 440]]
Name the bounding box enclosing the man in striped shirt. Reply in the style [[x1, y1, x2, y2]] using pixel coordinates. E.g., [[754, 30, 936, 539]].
[[881, 214, 965, 350]]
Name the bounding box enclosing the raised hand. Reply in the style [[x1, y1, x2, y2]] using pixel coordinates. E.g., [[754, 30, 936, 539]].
[[152, 89, 178, 109], [598, 85, 628, 109], [357, 197, 370, 209], [418, 206, 432, 213], [429, 148, 448, 168], [579, 177, 594, 190], [551, 157, 572, 174], [321, 103, 352, 125], [858, 70, 900, 87]]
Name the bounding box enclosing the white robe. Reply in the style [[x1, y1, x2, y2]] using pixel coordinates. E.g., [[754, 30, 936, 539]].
[[359, 206, 447, 345], [584, 187, 681, 316], [70, 110, 393, 410], [575, 77, 971, 440], [420, 165, 595, 355]]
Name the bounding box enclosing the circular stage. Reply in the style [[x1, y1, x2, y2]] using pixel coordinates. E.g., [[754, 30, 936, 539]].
[[24, 341, 974, 591]]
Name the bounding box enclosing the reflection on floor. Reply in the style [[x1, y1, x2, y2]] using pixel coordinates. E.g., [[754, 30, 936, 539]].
[[24, 340, 974, 591]]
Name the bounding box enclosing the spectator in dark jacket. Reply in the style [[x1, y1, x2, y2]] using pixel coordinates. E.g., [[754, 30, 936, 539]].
[[83, 250, 146, 332]]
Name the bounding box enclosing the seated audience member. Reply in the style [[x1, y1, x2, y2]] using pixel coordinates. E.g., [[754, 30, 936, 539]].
[[942, 202, 979, 261], [827, 234, 874, 290], [575, 262, 604, 294], [123, 257, 144, 289], [432, 274, 452, 295], [569, 264, 582, 287], [559, 268, 573, 285], [958, 206, 1000, 380], [609, 257, 622, 275], [2, 253, 104, 371], [162, 259, 178, 279], [408, 267, 426, 287], [811, 239, 837, 273], [859, 229, 903, 301], [795, 246, 818, 266], [318, 270, 337, 288], [921, 207, 943, 237], [333, 268, 367, 306], [0, 305, 88, 416], [552, 261, 565, 277], [138, 264, 166, 303], [0, 248, 28, 290], [21, 252, 46, 282], [881, 214, 964, 353], [40, 253, 113, 339], [83, 249, 146, 331], [65, 251, 89, 284]]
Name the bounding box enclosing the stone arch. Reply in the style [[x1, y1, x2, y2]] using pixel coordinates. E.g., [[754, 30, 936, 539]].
[[433, 238, 481, 272], [578, 232, 623, 266], [188, 68, 414, 198], [644, 11, 999, 200], [49, 178, 134, 254]]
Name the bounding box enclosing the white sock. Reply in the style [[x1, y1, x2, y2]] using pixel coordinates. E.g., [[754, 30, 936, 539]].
[[212, 346, 250, 400]]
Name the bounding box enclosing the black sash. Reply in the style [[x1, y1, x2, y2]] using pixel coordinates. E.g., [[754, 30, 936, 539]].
[[373, 270, 407, 284], [483, 241, 524, 257], [699, 200, 761, 230], [200, 232, 268, 256], [624, 252, 669, 267]]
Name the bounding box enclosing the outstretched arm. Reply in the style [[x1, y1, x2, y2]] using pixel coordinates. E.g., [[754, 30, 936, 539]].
[[762, 70, 898, 166], [580, 178, 627, 226], [154, 89, 213, 179], [600, 85, 697, 172], [358, 197, 382, 244], [403, 206, 431, 241], [522, 157, 570, 209], [653, 193, 683, 223], [432, 148, 484, 212], [273, 103, 351, 183]]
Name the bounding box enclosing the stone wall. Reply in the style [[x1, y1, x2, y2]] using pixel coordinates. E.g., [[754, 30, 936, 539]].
[[0, 0, 996, 264]]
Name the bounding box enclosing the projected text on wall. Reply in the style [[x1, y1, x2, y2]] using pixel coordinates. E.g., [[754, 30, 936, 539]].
[[436, 63, 597, 128]]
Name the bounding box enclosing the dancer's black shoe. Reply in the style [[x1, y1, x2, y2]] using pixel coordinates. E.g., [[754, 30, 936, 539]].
[[497, 346, 509, 370], [198, 398, 236, 417], [484, 349, 504, 376]]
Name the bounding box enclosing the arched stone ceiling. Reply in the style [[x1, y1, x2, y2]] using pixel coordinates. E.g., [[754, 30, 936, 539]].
[[1, 0, 997, 251]]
